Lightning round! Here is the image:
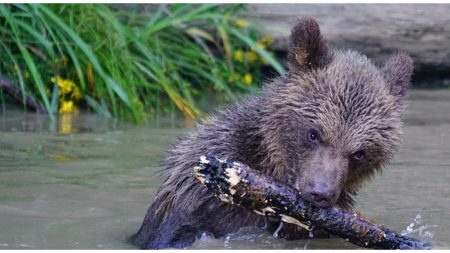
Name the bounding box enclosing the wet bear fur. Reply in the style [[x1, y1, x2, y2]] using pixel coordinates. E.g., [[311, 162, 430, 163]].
[[132, 17, 413, 249]]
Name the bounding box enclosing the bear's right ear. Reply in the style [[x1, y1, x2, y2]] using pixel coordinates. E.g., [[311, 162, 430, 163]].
[[288, 17, 332, 73], [382, 53, 413, 97]]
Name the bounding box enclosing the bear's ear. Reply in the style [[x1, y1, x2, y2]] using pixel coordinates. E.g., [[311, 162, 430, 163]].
[[288, 17, 332, 72], [382, 53, 414, 97]]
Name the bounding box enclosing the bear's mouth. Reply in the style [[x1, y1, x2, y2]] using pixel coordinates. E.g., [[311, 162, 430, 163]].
[[304, 193, 336, 208], [293, 179, 338, 208]]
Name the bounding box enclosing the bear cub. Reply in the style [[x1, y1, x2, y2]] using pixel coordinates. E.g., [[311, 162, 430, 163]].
[[132, 17, 413, 249]]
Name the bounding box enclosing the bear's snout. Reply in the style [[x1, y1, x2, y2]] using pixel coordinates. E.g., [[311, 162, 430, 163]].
[[304, 183, 336, 208]]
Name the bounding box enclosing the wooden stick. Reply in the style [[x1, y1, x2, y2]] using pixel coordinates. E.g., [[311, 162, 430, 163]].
[[193, 155, 431, 250]]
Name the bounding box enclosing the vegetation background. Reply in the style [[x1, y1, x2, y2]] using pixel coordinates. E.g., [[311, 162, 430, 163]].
[[0, 4, 283, 123]]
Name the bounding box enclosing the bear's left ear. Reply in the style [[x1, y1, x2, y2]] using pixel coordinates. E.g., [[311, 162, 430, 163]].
[[382, 53, 414, 97], [288, 17, 332, 72]]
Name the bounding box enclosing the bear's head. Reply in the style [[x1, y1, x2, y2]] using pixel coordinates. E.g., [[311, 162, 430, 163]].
[[258, 17, 413, 209]]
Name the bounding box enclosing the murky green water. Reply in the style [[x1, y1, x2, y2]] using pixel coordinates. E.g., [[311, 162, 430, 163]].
[[0, 90, 449, 249]]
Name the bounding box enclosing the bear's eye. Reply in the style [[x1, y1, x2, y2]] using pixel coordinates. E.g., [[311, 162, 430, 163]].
[[307, 130, 319, 143], [352, 150, 365, 161]]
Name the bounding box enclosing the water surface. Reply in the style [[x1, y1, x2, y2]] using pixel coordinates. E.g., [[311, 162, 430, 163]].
[[0, 90, 449, 249]]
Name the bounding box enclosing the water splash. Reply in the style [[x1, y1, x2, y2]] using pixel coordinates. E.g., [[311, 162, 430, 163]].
[[272, 222, 283, 238], [199, 232, 212, 241], [303, 239, 310, 249], [223, 235, 231, 248], [401, 214, 436, 240]]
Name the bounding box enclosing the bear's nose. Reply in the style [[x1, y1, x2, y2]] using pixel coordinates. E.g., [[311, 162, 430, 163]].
[[304, 184, 335, 208]]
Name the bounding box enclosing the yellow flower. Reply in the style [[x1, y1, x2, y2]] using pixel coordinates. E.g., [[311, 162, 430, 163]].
[[255, 41, 266, 49], [59, 100, 76, 113], [243, 73, 253, 85], [24, 71, 30, 80], [247, 51, 259, 62], [71, 87, 82, 100], [233, 50, 244, 62], [51, 76, 77, 96], [234, 19, 249, 28], [261, 35, 274, 45], [228, 73, 240, 83]]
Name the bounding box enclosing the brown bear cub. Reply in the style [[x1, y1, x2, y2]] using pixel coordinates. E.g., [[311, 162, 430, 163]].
[[132, 17, 413, 249]]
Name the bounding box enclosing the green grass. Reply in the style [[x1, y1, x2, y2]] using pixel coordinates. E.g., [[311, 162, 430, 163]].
[[0, 4, 285, 122]]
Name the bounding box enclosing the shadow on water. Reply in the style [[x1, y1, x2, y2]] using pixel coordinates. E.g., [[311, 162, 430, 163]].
[[0, 90, 449, 249]]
